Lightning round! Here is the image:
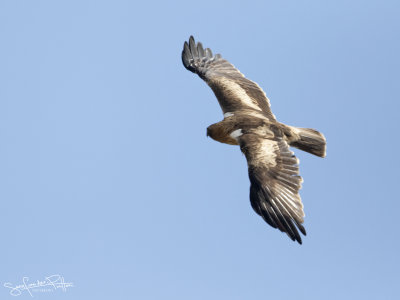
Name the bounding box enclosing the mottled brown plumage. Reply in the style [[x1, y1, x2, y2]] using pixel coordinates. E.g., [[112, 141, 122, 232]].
[[182, 36, 326, 244]]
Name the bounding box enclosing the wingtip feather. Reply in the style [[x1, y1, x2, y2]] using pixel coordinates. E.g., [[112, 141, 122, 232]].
[[181, 36, 223, 74], [189, 36, 198, 58]]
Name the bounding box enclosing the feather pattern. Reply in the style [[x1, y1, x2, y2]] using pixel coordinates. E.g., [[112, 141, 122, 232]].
[[182, 36, 276, 120], [182, 36, 326, 244], [240, 134, 305, 243]]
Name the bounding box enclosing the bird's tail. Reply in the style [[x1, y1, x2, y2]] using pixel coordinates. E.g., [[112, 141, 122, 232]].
[[289, 127, 326, 158]]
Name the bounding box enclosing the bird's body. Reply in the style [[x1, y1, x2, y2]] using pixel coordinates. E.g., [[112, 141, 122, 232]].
[[182, 36, 326, 244]]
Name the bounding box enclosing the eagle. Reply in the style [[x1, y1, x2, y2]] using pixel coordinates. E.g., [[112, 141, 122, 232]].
[[182, 36, 326, 244]]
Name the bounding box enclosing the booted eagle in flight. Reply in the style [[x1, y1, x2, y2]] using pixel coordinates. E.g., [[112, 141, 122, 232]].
[[182, 36, 326, 244]]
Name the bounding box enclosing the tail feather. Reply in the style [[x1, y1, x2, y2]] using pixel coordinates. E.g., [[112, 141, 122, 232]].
[[290, 127, 326, 158]]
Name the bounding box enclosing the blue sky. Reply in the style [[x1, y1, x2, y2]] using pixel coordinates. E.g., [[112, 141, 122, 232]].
[[1, 0, 399, 299]]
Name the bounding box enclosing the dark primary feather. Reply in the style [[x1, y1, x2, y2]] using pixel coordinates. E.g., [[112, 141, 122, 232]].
[[197, 42, 205, 57], [205, 48, 213, 58], [240, 133, 306, 244], [182, 36, 276, 120]]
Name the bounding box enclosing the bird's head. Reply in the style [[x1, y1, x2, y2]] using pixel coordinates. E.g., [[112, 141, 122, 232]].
[[206, 124, 220, 140], [206, 123, 238, 145]]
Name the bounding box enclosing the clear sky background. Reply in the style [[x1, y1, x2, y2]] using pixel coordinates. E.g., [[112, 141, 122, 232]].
[[1, 0, 399, 299]]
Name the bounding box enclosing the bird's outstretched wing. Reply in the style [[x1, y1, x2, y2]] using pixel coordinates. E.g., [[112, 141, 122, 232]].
[[182, 36, 276, 120], [239, 133, 306, 244]]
